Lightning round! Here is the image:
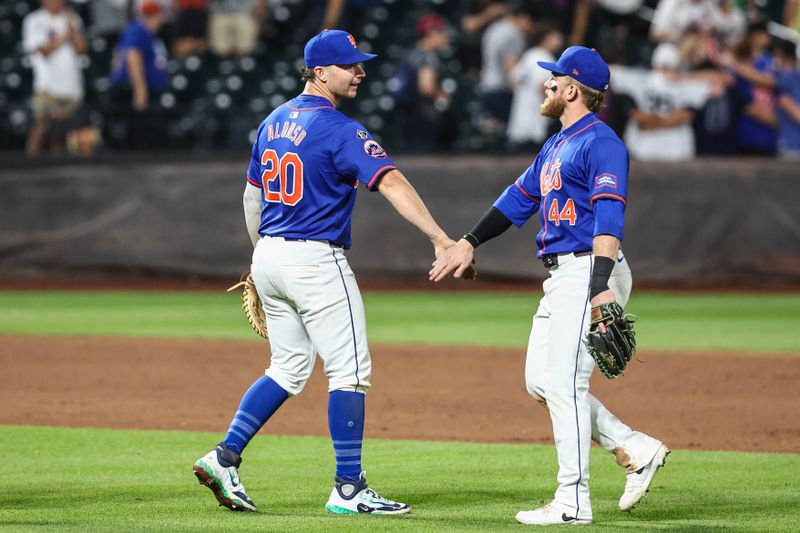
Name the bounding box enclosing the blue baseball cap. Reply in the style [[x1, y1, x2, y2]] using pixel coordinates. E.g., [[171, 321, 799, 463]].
[[537, 46, 610, 92], [304, 30, 377, 68]]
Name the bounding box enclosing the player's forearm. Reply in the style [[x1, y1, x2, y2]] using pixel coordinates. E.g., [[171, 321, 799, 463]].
[[243, 184, 263, 247], [592, 234, 619, 259], [590, 234, 620, 301], [378, 170, 447, 244]]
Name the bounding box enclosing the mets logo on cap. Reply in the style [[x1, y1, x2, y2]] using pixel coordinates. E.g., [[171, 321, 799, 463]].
[[347, 34, 357, 48]]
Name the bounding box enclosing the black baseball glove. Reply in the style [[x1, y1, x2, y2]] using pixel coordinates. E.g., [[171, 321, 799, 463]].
[[586, 302, 637, 379]]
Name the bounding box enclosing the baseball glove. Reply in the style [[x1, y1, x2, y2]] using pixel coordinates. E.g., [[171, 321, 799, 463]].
[[227, 272, 268, 339], [586, 302, 637, 379]]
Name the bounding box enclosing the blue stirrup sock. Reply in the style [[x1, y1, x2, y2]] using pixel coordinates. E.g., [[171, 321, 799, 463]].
[[328, 390, 365, 481], [223, 375, 289, 455]]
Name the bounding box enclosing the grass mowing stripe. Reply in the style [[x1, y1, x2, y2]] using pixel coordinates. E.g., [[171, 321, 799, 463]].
[[1, 425, 798, 532], [0, 290, 798, 352]]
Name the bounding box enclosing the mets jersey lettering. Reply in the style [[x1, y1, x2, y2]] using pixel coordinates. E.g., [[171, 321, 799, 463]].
[[493, 112, 630, 256], [246, 94, 397, 248]]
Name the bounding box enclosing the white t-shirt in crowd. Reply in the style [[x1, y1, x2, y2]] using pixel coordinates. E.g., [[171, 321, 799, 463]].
[[650, 0, 715, 41], [507, 47, 556, 144], [611, 65, 711, 161], [23, 8, 84, 100], [480, 18, 525, 92]]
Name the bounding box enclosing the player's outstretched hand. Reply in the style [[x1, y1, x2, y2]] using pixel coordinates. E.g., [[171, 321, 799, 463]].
[[429, 239, 476, 282]]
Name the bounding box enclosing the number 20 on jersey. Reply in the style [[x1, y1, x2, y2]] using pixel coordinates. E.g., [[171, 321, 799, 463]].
[[261, 148, 304, 205]]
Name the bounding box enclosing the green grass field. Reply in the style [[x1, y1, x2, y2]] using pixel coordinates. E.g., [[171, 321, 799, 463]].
[[2, 289, 799, 531], [2, 426, 799, 532], [0, 290, 798, 351]]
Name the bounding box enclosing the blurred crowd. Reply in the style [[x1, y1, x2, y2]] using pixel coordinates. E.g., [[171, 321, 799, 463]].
[[3, 0, 799, 159]]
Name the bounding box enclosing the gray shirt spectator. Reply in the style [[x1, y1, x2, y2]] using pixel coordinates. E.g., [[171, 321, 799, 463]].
[[480, 17, 526, 91]]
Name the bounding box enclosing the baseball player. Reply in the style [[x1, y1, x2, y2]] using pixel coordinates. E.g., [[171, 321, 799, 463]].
[[193, 29, 465, 515], [429, 46, 669, 526]]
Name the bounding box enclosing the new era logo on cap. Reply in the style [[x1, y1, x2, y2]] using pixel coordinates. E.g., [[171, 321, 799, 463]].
[[537, 46, 611, 92], [304, 29, 377, 68]]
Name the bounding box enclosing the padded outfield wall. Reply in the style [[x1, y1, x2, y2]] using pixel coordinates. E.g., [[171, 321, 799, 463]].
[[1, 154, 798, 285]]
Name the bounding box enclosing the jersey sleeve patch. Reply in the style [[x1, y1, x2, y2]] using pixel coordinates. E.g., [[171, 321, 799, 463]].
[[363, 140, 387, 159], [594, 173, 618, 190]]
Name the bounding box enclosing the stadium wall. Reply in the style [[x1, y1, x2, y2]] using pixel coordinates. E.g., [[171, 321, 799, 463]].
[[1, 155, 798, 285]]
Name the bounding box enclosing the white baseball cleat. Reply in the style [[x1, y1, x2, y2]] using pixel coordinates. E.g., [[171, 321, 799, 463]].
[[193, 443, 257, 512], [515, 502, 592, 526], [619, 443, 670, 511], [325, 472, 410, 515]]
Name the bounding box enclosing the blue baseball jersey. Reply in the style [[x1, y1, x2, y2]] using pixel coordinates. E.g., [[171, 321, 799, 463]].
[[494, 112, 629, 257], [246, 94, 397, 248]]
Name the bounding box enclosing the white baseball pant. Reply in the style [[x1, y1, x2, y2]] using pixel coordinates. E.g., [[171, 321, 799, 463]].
[[524, 251, 662, 520], [250, 236, 371, 396]]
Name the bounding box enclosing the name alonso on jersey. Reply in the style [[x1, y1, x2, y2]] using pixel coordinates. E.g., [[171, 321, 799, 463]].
[[266, 121, 308, 146]]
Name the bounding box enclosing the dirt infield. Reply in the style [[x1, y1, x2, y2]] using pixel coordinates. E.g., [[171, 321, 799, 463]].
[[2, 335, 798, 453]]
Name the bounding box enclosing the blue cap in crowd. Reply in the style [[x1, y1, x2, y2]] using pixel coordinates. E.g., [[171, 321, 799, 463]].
[[304, 30, 377, 68], [537, 46, 610, 92]]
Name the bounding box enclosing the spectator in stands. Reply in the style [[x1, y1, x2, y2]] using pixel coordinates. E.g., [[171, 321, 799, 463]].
[[208, 0, 268, 58], [392, 13, 453, 152], [773, 39, 800, 160], [689, 66, 744, 156], [612, 42, 716, 161], [724, 20, 778, 155], [507, 21, 563, 150], [461, 1, 509, 34], [108, 0, 168, 148], [459, 1, 509, 76], [22, 0, 88, 155], [479, 3, 536, 140], [172, 0, 208, 58], [530, 0, 589, 46], [650, 0, 744, 45], [89, 0, 130, 43], [296, 0, 345, 42], [711, 0, 746, 47]]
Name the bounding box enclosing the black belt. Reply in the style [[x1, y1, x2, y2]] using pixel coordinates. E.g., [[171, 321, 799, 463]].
[[541, 250, 592, 268]]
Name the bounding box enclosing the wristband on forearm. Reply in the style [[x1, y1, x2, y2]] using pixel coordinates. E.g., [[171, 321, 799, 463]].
[[462, 206, 512, 249], [590, 256, 615, 299]]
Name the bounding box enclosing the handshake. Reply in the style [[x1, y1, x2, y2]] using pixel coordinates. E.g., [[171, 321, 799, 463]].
[[429, 235, 477, 282]]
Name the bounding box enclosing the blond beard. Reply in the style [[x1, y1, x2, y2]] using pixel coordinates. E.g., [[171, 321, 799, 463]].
[[540, 95, 566, 120]]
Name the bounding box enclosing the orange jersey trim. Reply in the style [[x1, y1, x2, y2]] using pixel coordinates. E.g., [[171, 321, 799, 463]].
[[367, 165, 397, 189], [246, 175, 262, 188], [515, 181, 541, 203], [590, 192, 626, 204]]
